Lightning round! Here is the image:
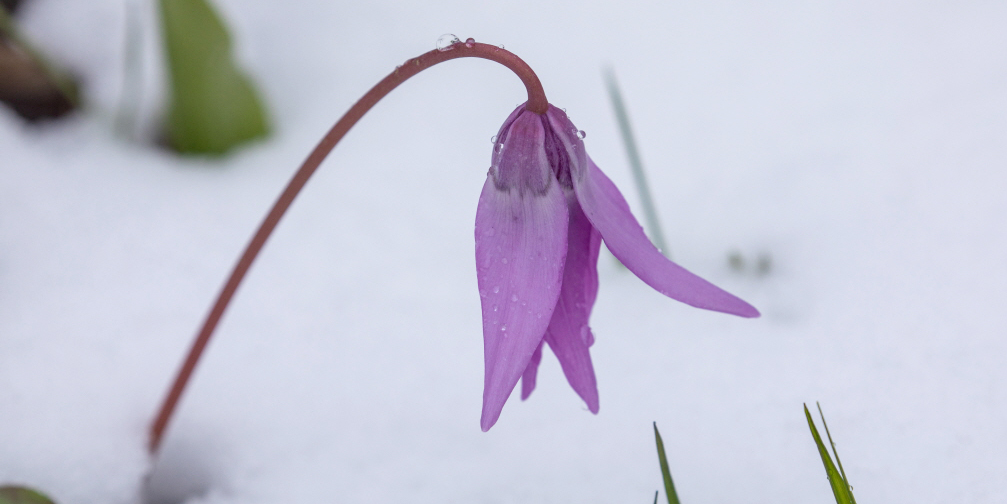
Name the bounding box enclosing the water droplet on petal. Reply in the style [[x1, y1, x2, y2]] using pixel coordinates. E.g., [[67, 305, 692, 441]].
[[511, 294, 518, 302], [490, 135, 497, 143], [493, 305, 499, 312], [494, 142, 503, 153], [501, 324, 507, 332], [577, 130, 587, 139], [465, 38, 476, 48], [436, 34, 461, 51], [580, 325, 595, 346], [493, 286, 500, 294]]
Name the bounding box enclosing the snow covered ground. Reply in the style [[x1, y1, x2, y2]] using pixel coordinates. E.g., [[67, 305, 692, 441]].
[[2, 0, 1006, 503]]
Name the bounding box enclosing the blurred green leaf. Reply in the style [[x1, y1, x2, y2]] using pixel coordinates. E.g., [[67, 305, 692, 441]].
[[653, 422, 681, 504], [0, 486, 56, 504], [159, 0, 270, 154], [805, 403, 857, 504]]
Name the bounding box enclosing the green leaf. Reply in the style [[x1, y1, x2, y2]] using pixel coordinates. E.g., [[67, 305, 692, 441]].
[[805, 404, 857, 504], [159, 0, 270, 154], [0, 486, 56, 504], [653, 422, 681, 504]]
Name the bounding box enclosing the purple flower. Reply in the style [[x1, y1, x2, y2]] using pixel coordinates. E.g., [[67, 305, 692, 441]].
[[474, 104, 759, 431]]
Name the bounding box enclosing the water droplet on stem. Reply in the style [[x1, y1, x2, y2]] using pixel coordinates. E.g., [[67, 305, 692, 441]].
[[436, 34, 461, 51]]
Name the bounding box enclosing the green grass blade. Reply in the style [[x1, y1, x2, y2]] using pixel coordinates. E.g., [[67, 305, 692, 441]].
[[653, 422, 681, 504], [804, 404, 855, 504], [817, 403, 857, 504], [159, 0, 270, 154]]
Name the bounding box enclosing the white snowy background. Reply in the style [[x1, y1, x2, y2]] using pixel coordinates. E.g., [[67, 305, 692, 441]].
[[2, 0, 1005, 503]]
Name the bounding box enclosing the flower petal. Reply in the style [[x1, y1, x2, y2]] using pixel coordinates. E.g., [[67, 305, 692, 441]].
[[542, 193, 602, 413], [573, 157, 760, 318], [519, 340, 544, 401], [475, 127, 569, 431]]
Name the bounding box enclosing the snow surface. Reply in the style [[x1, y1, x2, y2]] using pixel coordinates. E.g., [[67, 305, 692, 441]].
[[2, 0, 1006, 503]]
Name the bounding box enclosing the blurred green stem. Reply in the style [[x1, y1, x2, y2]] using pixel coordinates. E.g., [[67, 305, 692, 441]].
[[605, 68, 669, 258], [115, 0, 143, 138]]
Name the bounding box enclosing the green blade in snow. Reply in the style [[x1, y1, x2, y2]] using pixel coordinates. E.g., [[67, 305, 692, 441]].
[[805, 404, 857, 504], [653, 422, 681, 504]]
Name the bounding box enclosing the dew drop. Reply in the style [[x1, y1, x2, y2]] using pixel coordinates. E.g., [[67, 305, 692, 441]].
[[436, 34, 461, 51], [493, 286, 500, 294], [490, 135, 498, 143], [493, 305, 499, 312], [577, 130, 587, 139], [465, 37, 476, 48], [511, 294, 518, 302], [494, 143, 503, 153], [501, 324, 507, 332]]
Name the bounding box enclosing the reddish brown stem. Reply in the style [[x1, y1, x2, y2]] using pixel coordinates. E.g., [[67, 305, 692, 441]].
[[148, 41, 548, 454]]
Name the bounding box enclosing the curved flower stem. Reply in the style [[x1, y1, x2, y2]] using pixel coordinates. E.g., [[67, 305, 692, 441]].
[[148, 41, 548, 454]]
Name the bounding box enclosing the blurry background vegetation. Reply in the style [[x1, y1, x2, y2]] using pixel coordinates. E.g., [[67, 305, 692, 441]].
[[0, 0, 270, 154]]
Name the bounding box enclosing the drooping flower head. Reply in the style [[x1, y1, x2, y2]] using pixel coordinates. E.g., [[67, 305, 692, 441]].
[[475, 103, 759, 431]]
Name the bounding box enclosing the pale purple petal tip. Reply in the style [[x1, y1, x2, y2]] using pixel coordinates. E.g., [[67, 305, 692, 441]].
[[520, 341, 544, 401], [573, 157, 760, 318], [475, 121, 570, 430], [543, 195, 602, 413]]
